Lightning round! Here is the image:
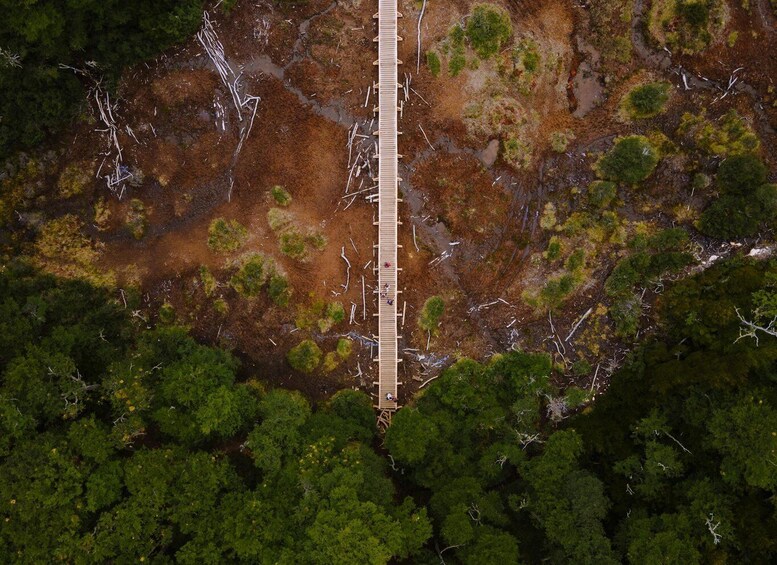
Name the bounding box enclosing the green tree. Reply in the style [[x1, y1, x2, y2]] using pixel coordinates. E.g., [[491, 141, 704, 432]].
[[596, 136, 659, 184], [465, 4, 513, 59]]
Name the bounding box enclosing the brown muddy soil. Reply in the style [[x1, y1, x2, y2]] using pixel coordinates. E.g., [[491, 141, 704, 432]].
[[20, 0, 777, 405]]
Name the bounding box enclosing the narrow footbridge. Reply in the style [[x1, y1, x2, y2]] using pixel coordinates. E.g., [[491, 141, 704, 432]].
[[374, 0, 401, 410]]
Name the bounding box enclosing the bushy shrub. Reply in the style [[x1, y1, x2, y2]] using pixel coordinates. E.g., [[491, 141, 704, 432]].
[[624, 82, 670, 119], [587, 181, 617, 209], [716, 154, 768, 195], [419, 296, 445, 332], [610, 294, 642, 337], [230, 254, 269, 297], [199, 266, 218, 297], [207, 218, 247, 252], [605, 229, 693, 299], [280, 230, 307, 260], [58, 162, 93, 198], [336, 338, 353, 359], [268, 273, 291, 306], [678, 110, 760, 156], [699, 155, 776, 239], [126, 199, 148, 240], [539, 274, 577, 309], [466, 4, 513, 59], [550, 130, 575, 153], [158, 302, 175, 325], [287, 340, 322, 373], [678, 0, 709, 27], [427, 51, 441, 77], [449, 52, 466, 76], [270, 185, 292, 206], [595, 136, 659, 184]]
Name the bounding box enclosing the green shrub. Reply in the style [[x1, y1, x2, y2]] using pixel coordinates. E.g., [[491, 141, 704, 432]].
[[336, 338, 353, 359], [595, 136, 659, 184], [716, 154, 768, 195], [230, 254, 269, 297], [268, 273, 292, 306], [419, 296, 445, 332], [587, 181, 617, 209], [318, 302, 345, 333], [624, 82, 670, 119], [58, 162, 93, 198], [550, 130, 575, 153], [449, 52, 466, 76], [545, 237, 562, 261], [564, 386, 591, 407], [213, 298, 229, 315], [610, 295, 642, 337], [539, 274, 576, 309], [427, 51, 441, 77], [571, 360, 592, 376], [678, 0, 709, 27], [126, 199, 148, 240], [691, 172, 711, 190], [523, 49, 540, 72], [287, 340, 322, 373], [700, 194, 768, 239], [270, 185, 292, 206], [605, 230, 693, 298], [280, 230, 307, 260], [306, 233, 327, 251], [699, 155, 776, 239], [200, 266, 218, 297], [322, 352, 340, 373], [565, 249, 586, 272], [158, 302, 175, 325], [207, 218, 247, 253], [465, 4, 513, 59]]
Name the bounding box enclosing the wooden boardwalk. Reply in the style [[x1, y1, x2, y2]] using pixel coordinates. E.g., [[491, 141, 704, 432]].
[[375, 0, 399, 410]]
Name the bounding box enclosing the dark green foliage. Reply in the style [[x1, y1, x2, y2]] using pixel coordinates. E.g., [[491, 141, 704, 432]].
[[605, 228, 693, 299], [716, 153, 768, 193], [588, 180, 617, 209], [270, 185, 292, 206], [610, 294, 642, 337], [385, 352, 617, 563], [0, 0, 205, 158], [426, 51, 441, 77], [287, 339, 322, 373], [539, 273, 576, 308], [418, 295, 445, 332], [207, 218, 247, 253], [700, 154, 777, 239], [268, 272, 292, 306], [678, 0, 710, 27], [625, 82, 670, 119], [465, 4, 513, 59], [596, 136, 659, 184], [0, 266, 429, 562], [575, 258, 777, 562]]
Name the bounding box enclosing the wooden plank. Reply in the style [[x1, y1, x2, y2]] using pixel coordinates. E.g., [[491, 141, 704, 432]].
[[376, 0, 399, 411]]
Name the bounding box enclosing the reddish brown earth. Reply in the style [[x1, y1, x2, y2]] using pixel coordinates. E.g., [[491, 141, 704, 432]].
[[26, 0, 777, 404]]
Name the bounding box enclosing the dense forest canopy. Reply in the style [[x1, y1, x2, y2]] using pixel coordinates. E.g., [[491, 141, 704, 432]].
[[2, 258, 776, 562], [0, 0, 204, 158]]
